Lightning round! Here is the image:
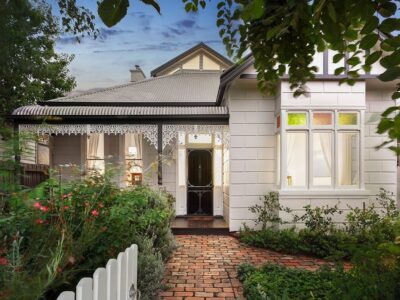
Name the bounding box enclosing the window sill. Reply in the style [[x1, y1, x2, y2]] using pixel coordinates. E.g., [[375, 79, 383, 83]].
[[278, 189, 369, 199]]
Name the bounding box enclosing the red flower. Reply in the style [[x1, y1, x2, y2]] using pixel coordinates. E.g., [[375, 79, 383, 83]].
[[0, 257, 8, 266], [91, 209, 99, 216], [34, 202, 41, 209], [40, 206, 49, 212], [63, 205, 69, 210], [36, 219, 44, 224]]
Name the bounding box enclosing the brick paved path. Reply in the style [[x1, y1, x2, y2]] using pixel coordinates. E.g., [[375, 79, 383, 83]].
[[160, 235, 331, 300]]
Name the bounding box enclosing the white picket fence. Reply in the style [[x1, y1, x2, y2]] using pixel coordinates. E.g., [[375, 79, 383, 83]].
[[57, 244, 139, 300]]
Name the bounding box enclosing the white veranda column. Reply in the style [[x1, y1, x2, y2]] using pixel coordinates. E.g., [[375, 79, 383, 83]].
[[175, 132, 187, 215]]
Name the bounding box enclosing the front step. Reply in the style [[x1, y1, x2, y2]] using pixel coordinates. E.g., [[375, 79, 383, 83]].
[[171, 216, 230, 235]]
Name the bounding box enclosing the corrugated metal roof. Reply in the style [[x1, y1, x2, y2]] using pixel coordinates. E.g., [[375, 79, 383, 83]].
[[12, 105, 228, 116], [46, 71, 221, 104]]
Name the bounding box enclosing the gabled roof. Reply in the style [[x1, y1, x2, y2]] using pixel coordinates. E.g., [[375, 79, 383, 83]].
[[150, 42, 233, 77], [41, 71, 221, 106]]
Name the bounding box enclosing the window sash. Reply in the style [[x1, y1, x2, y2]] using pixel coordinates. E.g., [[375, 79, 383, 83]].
[[279, 109, 362, 190]]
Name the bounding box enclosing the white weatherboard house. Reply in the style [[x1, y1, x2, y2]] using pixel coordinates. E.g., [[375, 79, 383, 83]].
[[12, 43, 400, 231]]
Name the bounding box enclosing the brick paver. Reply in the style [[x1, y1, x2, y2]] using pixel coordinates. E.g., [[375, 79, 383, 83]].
[[160, 235, 335, 300]]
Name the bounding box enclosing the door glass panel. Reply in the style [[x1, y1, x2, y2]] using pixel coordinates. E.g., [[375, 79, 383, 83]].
[[188, 134, 212, 144], [188, 150, 212, 186]]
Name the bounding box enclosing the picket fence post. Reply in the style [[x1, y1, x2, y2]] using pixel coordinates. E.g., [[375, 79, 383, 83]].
[[56, 244, 139, 300]]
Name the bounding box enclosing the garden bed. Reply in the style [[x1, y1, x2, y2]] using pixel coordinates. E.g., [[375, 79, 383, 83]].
[[0, 172, 175, 300]]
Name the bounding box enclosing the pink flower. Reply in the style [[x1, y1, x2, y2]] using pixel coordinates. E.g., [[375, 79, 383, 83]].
[[40, 206, 49, 212], [91, 209, 99, 216], [63, 205, 69, 210], [36, 219, 44, 224], [34, 202, 41, 209], [68, 256, 76, 265], [0, 257, 8, 266]]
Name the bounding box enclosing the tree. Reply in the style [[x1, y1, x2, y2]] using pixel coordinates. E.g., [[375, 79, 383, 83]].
[[54, 0, 400, 154], [0, 0, 76, 119]]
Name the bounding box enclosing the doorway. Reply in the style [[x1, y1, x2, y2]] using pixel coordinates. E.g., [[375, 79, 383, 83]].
[[187, 149, 213, 215]]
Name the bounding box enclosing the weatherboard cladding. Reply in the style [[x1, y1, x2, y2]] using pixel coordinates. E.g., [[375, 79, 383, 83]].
[[12, 105, 228, 116], [46, 71, 221, 104]]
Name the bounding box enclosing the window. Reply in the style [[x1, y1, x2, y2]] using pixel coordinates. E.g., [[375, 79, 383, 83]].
[[125, 133, 143, 186], [277, 110, 362, 190], [87, 133, 105, 173]]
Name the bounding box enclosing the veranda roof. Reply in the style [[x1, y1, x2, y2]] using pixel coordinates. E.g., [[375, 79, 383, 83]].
[[12, 105, 228, 117]]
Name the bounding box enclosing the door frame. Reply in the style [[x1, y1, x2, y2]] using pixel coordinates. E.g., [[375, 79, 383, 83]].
[[186, 148, 213, 215]]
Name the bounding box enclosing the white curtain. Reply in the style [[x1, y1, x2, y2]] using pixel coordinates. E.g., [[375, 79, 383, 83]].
[[125, 133, 143, 173], [313, 132, 332, 186], [287, 132, 307, 186], [88, 133, 104, 159], [338, 132, 358, 185]]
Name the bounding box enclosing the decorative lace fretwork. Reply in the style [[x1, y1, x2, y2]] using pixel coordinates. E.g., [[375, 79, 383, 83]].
[[162, 124, 230, 149], [19, 124, 159, 149]]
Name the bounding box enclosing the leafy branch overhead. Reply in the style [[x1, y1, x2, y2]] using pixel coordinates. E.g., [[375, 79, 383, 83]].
[[57, 0, 400, 154]]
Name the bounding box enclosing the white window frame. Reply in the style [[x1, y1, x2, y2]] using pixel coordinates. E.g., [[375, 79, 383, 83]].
[[277, 109, 364, 191]]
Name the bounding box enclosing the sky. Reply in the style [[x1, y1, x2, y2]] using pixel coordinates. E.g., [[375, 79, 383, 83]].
[[53, 0, 226, 91]]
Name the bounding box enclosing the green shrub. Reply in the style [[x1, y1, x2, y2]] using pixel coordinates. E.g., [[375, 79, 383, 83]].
[[238, 263, 340, 299], [0, 172, 175, 299], [241, 189, 399, 260]]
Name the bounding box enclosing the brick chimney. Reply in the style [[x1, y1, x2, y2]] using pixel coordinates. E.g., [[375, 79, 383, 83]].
[[130, 65, 146, 82]]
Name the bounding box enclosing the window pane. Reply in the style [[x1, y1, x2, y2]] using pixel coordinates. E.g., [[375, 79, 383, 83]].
[[188, 134, 212, 144], [338, 112, 358, 126], [313, 133, 332, 186], [87, 134, 104, 159], [287, 113, 307, 126], [337, 132, 359, 186], [37, 144, 49, 165], [286, 132, 307, 187], [313, 113, 332, 126]]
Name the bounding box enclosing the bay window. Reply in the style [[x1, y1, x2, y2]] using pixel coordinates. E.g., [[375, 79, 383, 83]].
[[276, 110, 362, 190]]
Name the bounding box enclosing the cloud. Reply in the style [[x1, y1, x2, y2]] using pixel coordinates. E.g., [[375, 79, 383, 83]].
[[160, 18, 205, 39], [176, 19, 196, 28], [129, 11, 153, 32], [99, 28, 134, 39]]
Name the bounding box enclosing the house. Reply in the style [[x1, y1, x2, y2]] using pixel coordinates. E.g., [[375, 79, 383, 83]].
[[12, 42, 399, 231]]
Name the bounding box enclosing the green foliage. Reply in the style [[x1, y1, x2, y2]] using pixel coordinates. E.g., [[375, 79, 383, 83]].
[[241, 189, 399, 260], [0, 172, 175, 299], [293, 204, 342, 233], [0, 0, 76, 118], [237, 263, 340, 300], [248, 191, 291, 230]]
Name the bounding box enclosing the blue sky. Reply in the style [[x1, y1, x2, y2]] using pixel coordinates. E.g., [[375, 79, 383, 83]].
[[54, 0, 226, 91]]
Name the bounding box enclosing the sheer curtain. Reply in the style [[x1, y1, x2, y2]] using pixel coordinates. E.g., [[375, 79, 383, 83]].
[[287, 132, 307, 187], [313, 132, 332, 186], [87, 134, 104, 172], [338, 132, 358, 185], [125, 133, 143, 172]]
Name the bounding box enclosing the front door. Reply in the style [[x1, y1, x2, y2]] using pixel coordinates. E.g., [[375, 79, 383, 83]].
[[187, 149, 213, 215]]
